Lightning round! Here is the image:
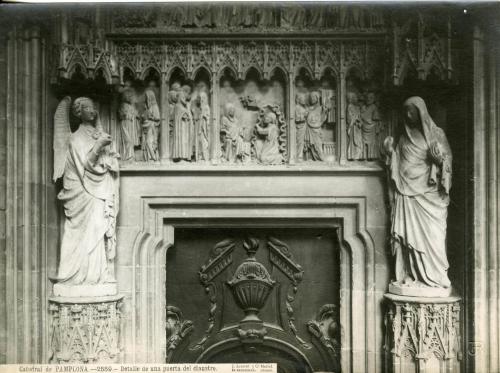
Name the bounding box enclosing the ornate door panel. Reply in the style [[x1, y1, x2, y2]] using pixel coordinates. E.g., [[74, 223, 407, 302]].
[[165, 228, 340, 372]]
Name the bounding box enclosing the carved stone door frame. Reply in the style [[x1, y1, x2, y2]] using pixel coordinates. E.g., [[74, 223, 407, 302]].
[[129, 196, 377, 373]]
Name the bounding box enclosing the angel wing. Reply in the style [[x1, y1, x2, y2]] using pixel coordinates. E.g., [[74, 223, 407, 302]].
[[53, 96, 72, 182]]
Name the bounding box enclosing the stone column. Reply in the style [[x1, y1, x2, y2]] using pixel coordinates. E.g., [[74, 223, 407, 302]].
[[210, 76, 220, 165], [4, 25, 53, 363], [48, 295, 124, 364], [384, 294, 462, 373], [338, 65, 347, 164], [287, 72, 296, 165], [468, 23, 500, 373]]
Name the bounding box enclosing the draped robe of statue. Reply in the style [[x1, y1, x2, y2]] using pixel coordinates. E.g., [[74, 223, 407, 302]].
[[56, 124, 119, 285], [142, 90, 160, 162], [118, 98, 139, 161], [360, 102, 381, 160], [221, 113, 243, 163], [195, 98, 210, 161], [304, 102, 325, 161], [172, 93, 194, 161], [255, 116, 283, 165], [387, 97, 452, 290], [346, 101, 362, 160]]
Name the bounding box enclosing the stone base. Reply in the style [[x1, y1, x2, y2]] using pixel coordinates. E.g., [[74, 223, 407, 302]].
[[388, 281, 452, 297], [384, 293, 462, 373], [49, 294, 124, 364], [53, 283, 117, 297]]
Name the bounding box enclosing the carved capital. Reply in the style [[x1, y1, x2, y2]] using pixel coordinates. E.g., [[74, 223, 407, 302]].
[[384, 294, 462, 372], [49, 295, 124, 364]]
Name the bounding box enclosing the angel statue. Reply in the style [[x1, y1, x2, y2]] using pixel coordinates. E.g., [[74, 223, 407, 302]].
[[52, 96, 120, 297], [383, 96, 452, 297]]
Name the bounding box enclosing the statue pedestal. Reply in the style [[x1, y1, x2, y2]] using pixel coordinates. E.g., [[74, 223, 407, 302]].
[[384, 293, 462, 373], [49, 294, 124, 364]]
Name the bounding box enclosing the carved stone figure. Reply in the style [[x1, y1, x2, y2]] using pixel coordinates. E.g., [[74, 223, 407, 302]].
[[193, 91, 210, 162], [142, 89, 160, 162], [181, 85, 196, 156], [281, 4, 306, 29], [346, 91, 363, 160], [384, 96, 452, 297], [118, 88, 140, 161], [304, 91, 325, 161], [308, 8, 325, 28], [52, 97, 119, 297], [220, 103, 245, 163], [172, 88, 194, 162], [168, 83, 181, 151], [295, 92, 308, 162], [254, 111, 283, 165], [360, 91, 382, 160], [320, 81, 336, 124]]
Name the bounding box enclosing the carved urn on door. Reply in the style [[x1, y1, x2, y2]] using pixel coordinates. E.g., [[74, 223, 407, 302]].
[[227, 237, 275, 324]]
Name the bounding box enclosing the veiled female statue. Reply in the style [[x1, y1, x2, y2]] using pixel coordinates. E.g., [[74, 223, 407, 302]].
[[141, 90, 160, 162], [384, 96, 452, 297], [172, 89, 194, 161], [194, 91, 210, 162], [118, 88, 139, 161], [346, 91, 363, 160], [52, 97, 119, 296]]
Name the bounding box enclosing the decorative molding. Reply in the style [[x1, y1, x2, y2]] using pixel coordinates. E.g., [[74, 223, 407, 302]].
[[191, 239, 236, 351], [48, 295, 124, 364], [268, 237, 310, 349]]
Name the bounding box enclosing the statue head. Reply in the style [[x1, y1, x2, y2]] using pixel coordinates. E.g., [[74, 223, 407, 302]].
[[168, 90, 178, 104], [263, 111, 277, 125], [404, 99, 421, 127], [197, 81, 208, 93], [145, 89, 157, 108], [309, 91, 320, 105], [171, 82, 181, 91], [147, 80, 158, 89], [295, 78, 305, 89], [72, 97, 97, 124], [366, 91, 376, 105], [182, 85, 192, 96], [121, 88, 135, 104], [221, 79, 232, 91], [296, 92, 307, 106], [225, 103, 235, 117], [198, 91, 208, 106], [347, 91, 358, 105]]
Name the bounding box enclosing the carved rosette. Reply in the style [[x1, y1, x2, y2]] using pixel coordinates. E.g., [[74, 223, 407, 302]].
[[227, 238, 275, 323], [48, 295, 124, 364], [384, 293, 462, 373]]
